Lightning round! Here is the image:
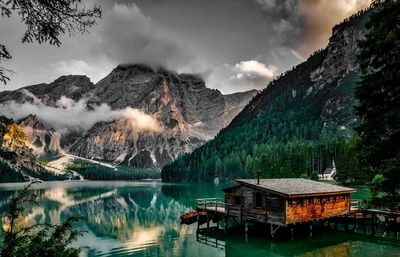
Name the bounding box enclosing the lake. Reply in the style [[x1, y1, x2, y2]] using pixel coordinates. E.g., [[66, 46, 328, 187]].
[[0, 181, 399, 257]]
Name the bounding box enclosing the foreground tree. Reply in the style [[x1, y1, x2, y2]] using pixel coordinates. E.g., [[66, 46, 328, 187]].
[[0, 0, 101, 84], [355, 0, 400, 210], [0, 182, 85, 257]]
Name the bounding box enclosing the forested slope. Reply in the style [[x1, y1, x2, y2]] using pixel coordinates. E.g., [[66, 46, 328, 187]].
[[162, 10, 371, 183]]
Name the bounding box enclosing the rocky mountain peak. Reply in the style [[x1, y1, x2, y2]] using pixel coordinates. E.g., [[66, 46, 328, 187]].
[[0, 64, 257, 169]]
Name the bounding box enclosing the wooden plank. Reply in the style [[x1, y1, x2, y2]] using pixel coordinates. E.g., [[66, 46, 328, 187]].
[[285, 194, 351, 224]]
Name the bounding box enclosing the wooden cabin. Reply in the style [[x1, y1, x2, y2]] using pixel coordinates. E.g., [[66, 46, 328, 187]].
[[223, 178, 355, 227]]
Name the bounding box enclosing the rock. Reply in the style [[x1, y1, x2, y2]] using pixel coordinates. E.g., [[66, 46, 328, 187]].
[[0, 65, 257, 169]]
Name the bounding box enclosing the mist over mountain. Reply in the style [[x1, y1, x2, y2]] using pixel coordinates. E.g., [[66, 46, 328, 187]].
[[0, 65, 256, 170]]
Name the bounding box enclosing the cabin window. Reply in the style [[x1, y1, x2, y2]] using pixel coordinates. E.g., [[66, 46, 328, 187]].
[[332, 196, 337, 202], [299, 199, 304, 206], [318, 197, 323, 204], [234, 196, 241, 205], [342, 195, 346, 200], [255, 192, 263, 208], [306, 198, 312, 205], [288, 200, 293, 206], [326, 196, 330, 202]]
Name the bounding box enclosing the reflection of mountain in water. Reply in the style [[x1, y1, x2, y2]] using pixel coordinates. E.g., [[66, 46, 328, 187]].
[[1, 182, 400, 257], [0, 182, 195, 256], [65, 187, 189, 239]]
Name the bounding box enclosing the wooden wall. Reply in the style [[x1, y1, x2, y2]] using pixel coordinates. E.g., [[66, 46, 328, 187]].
[[285, 194, 350, 224], [224, 186, 285, 226]]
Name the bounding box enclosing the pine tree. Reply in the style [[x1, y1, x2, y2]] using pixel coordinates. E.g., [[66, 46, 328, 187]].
[[1, 182, 85, 257], [355, 0, 400, 209]]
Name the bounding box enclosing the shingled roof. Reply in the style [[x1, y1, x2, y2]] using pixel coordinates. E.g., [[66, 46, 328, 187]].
[[232, 179, 355, 198]]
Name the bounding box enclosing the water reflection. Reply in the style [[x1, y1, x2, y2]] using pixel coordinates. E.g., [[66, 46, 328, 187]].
[[197, 229, 400, 257], [0, 181, 398, 257]]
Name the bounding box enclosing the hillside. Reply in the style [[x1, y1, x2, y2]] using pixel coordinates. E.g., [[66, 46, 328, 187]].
[[0, 65, 256, 171], [0, 116, 68, 182], [162, 11, 371, 182]]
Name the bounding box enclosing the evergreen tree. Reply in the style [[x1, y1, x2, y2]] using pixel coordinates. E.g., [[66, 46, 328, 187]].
[[355, 0, 400, 209], [0, 0, 101, 84], [1, 182, 85, 257], [310, 171, 319, 181]]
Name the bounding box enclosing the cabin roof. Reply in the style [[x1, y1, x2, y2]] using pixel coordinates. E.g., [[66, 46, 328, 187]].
[[230, 179, 355, 198]]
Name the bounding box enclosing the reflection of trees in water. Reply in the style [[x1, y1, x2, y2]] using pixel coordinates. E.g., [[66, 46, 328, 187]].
[[65, 188, 190, 240], [220, 229, 400, 257], [0, 184, 195, 256], [161, 183, 227, 208]]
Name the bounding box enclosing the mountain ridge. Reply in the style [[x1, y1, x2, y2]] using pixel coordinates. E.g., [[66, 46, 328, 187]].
[[161, 9, 371, 182], [0, 64, 257, 171]]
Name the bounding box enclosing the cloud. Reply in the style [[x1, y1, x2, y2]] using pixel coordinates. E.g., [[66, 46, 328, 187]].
[[235, 60, 276, 79], [51, 59, 113, 83], [297, 0, 371, 57], [206, 60, 276, 94], [91, 3, 205, 74], [253, 0, 370, 58], [0, 91, 163, 134]]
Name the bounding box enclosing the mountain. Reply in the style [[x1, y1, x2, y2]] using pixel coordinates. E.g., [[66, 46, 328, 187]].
[[0, 65, 257, 170], [161, 10, 371, 182], [0, 116, 38, 171], [0, 116, 43, 181]]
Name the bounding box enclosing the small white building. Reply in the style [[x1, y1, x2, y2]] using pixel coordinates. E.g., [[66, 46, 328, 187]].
[[319, 160, 337, 180]]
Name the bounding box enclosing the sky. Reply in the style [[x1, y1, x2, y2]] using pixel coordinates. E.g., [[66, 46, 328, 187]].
[[0, 0, 371, 94]]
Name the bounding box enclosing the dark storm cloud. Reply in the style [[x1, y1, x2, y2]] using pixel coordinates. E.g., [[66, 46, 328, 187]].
[[90, 3, 205, 73], [0, 0, 371, 94]]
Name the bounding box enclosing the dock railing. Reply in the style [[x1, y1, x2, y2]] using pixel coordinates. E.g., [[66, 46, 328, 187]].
[[196, 198, 230, 214], [351, 199, 370, 212]]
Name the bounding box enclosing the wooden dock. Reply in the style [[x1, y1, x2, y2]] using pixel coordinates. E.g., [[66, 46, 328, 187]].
[[185, 179, 400, 239], [196, 198, 228, 215], [193, 198, 400, 239]]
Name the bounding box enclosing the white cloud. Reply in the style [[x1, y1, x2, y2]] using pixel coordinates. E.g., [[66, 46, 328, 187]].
[[0, 91, 163, 134], [206, 60, 276, 94], [235, 60, 276, 79]]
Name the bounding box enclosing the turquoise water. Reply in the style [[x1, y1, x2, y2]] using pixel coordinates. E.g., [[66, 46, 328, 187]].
[[0, 181, 398, 257]]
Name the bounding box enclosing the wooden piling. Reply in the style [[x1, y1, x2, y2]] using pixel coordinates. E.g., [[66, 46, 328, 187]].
[[372, 213, 376, 235], [354, 213, 357, 231], [291, 225, 294, 240], [363, 213, 367, 233], [224, 216, 228, 233], [206, 214, 210, 230]]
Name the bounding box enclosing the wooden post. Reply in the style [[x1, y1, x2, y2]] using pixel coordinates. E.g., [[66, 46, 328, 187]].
[[354, 213, 357, 231], [207, 213, 210, 231], [245, 220, 249, 242], [291, 225, 294, 240], [363, 213, 367, 233], [224, 216, 228, 233], [197, 211, 200, 231], [372, 214, 376, 235], [270, 224, 274, 238]]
